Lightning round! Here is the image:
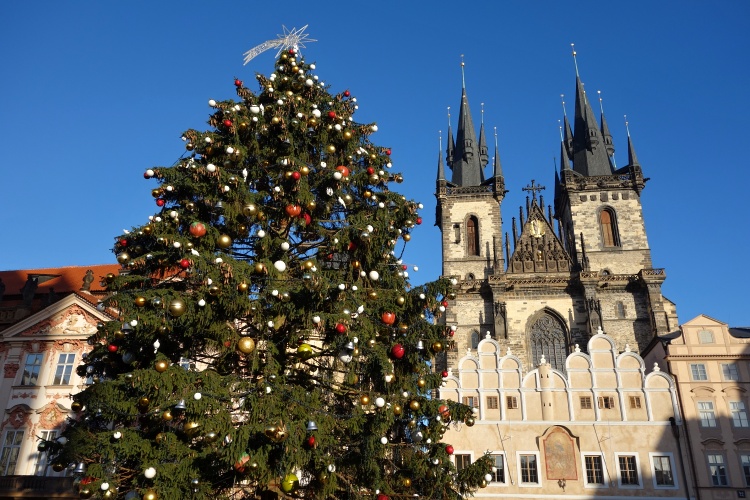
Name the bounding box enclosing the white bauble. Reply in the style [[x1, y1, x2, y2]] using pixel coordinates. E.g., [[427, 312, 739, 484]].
[[144, 467, 156, 479], [369, 270, 379, 280], [206, 163, 217, 172], [274, 261, 287, 272], [380, 437, 388, 445], [375, 397, 385, 408], [280, 242, 290, 251], [208, 99, 216, 107]]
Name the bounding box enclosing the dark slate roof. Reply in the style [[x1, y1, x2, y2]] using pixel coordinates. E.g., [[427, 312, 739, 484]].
[[448, 88, 487, 186], [572, 77, 613, 176]]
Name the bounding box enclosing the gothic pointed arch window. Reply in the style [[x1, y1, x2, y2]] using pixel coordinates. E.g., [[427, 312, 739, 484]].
[[599, 208, 620, 248], [467, 216, 480, 256], [529, 312, 568, 372]]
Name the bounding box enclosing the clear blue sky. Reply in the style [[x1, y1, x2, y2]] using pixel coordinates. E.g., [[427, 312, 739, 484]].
[[1, 1, 748, 326]]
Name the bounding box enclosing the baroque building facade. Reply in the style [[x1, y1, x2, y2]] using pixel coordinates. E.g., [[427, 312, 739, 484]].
[[436, 62, 695, 498]]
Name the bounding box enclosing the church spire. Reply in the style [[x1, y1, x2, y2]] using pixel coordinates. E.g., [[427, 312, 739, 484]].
[[437, 133, 446, 181], [570, 46, 613, 176], [598, 90, 615, 159], [446, 107, 454, 167], [561, 95, 574, 161], [625, 116, 640, 167], [493, 127, 504, 178], [448, 56, 487, 186], [478, 103, 489, 167]]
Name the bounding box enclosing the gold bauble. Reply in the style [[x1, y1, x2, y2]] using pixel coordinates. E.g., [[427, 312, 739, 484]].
[[393, 404, 402, 415], [326, 145, 336, 153], [143, 225, 153, 235], [168, 299, 186, 317], [151, 189, 162, 198], [116, 252, 130, 264], [368, 291, 378, 300], [402, 477, 412, 488], [465, 417, 475, 427], [398, 323, 409, 333], [297, 343, 314, 359], [409, 400, 421, 411], [396, 296, 405, 305], [301, 166, 310, 175], [204, 432, 218, 443], [237, 337, 256, 354], [162, 410, 173, 421], [138, 396, 150, 407], [306, 200, 316, 210], [367, 338, 376, 348], [237, 282, 249, 292], [183, 421, 201, 437], [217, 234, 233, 249], [71, 401, 82, 412], [307, 117, 317, 127], [155, 433, 167, 443], [134, 296, 147, 307], [271, 116, 281, 124], [254, 263, 266, 274], [51, 463, 65, 472], [105, 273, 115, 282], [417, 378, 426, 389], [304, 260, 315, 269], [185, 142, 194, 151], [103, 489, 116, 498], [351, 260, 361, 269], [480, 479, 488, 488], [360, 395, 370, 405], [264, 422, 288, 443], [237, 224, 248, 234], [431, 341, 443, 353], [243, 203, 258, 216], [352, 347, 360, 356], [403, 234, 411, 242], [369, 174, 379, 183], [79, 487, 93, 499], [154, 360, 169, 372], [343, 130, 353, 139], [364, 190, 372, 198], [208, 285, 220, 296], [142, 490, 158, 500]]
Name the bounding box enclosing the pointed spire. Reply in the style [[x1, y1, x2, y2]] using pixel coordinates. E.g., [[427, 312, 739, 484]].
[[598, 90, 615, 159], [478, 103, 489, 167], [625, 116, 640, 167], [437, 133, 446, 181], [448, 56, 486, 186], [570, 46, 613, 177], [493, 127, 504, 178], [561, 95, 573, 160], [446, 107, 454, 167]]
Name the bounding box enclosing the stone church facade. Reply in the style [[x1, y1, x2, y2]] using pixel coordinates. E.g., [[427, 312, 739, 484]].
[[436, 62, 694, 498]]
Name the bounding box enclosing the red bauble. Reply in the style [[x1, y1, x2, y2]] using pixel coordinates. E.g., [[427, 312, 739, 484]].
[[366, 167, 375, 175], [179, 259, 191, 269], [386, 149, 391, 156], [223, 119, 232, 128], [344, 90, 350, 97], [335, 323, 347, 334], [156, 199, 165, 207], [448, 330, 455, 337], [119, 239, 128, 247], [189, 222, 207, 238], [336, 165, 350, 177], [441, 300, 449, 308], [381, 312, 396, 325], [416, 217, 423, 225], [445, 445, 454, 455], [143, 171, 151, 179], [347, 242, 357, 251], [107, 344, 118, 353], [291, 171, 301, 181], [306, 435, 316, 447], [234, 79, 243, 87], [327, 111, 336, 119], [376, 495, 389, 500], [285, 205, 302, 217], [390, 344, 405, 359], [402, 265, 407, 270], [441, 370, 449, 378], [302, 213, 311, 225]]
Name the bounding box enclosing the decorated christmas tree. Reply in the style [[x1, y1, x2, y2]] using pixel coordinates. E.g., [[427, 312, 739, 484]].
[[50, 27, 493, 499]]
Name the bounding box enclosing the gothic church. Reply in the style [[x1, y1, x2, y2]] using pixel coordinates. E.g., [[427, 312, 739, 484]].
[[435, 61, 679, 372]]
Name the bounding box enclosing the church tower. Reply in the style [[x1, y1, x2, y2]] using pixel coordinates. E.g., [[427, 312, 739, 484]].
[[436, 54, 678, 372], [435, 62, 506, 368]]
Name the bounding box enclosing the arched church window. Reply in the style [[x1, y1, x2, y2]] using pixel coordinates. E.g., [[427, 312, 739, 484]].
[[470, 330, 480, 349], [599, 208, 620, 247], [529, 313, 568, 372], [466, 216, 480, 256]]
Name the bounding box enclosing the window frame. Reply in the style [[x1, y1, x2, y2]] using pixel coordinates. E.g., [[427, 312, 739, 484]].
[[517, 452, 541, 486], [0, 429, 24, 476], [698, 330, 715, 344], [690, 363, 708, 381], [20, 353, 44, 386], [33, 430, 63, 477], [506, 396, 518, 410], [581, 452, 608, 488], [466, 215, 480, 256], [486, 396, 499, 410], [698, 401, 718, 428], [52, 353, 76, 386], [614, 452, 642, 489], [731, 401, 749, 428], [707, 453, 729, 487], [649, 452, 678, 489], [740, 453, 750, 487], [489, 452, 507, 485], [453, 452, 473, 472], [598, 395, 616, 409], [580, 396, 593, 409], [722, 363, 739, 381], [629, 395, 642, 409], [598, 207, 620, 248]]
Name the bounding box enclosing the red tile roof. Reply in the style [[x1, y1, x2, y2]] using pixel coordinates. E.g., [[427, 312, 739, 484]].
[[0, 264, 121, 296]]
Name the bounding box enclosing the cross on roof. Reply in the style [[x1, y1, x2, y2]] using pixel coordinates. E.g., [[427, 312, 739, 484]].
[[522, 179, 546, 202]]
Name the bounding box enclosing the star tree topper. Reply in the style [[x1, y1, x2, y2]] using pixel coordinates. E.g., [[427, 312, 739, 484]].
[[243, 25, 317, 65]]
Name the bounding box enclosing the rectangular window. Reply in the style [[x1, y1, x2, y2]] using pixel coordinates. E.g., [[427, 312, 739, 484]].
[[520, 454, 539, 484], [708, 454, 728, 486], [629, 396, 642, 409], [653, 455, 675, 487], [53, 353, 76, 385], [506, 396, 518, 409], [486, 396, 499, 410], [698, 402, 717, 427], [584, 455, 605, 485], [580, 396, 592, 409], [0, 430, 24, 476], [598, 396, 615, 409], [698, 330, 715, 344], [33, 430, 57, 476], [21, 353, 44, 386], [691, 363, 708, 381], [618, 455, 639, 486], [731, 401, 749, 427], [491, 454, 505, 483], [741, 454, 750, 486], [722, 363, 739, 381], [455, 454, 471, 472], [461, 396, 478, 408]]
